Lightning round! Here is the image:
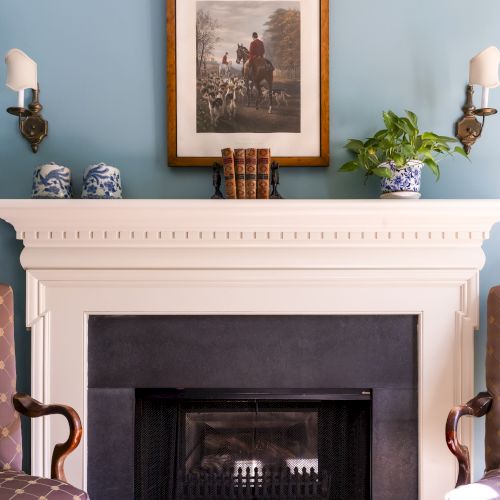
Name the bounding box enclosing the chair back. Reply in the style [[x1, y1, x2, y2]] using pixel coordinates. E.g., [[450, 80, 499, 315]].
[[0, 284, 22, 471], [486, 286, 500, 471]]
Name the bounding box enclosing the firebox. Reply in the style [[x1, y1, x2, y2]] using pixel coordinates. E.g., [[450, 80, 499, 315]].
[[135, 389, 371, 500]]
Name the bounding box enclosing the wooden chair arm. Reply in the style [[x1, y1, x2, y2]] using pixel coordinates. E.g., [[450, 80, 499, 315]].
[[446, 391, 493, 487], [13, 392, 82, 482]]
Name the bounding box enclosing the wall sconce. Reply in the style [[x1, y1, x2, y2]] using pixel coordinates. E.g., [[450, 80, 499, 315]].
[[4, 49, 48, 153], [456, 46, 500, 154]]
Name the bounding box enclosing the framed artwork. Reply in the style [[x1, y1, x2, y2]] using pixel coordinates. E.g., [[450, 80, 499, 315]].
[[167, 0, 329, 166]]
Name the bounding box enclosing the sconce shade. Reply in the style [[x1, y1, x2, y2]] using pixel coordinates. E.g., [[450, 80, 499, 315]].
[[4, 48, 37, 92], [469, 46, 500, 88]]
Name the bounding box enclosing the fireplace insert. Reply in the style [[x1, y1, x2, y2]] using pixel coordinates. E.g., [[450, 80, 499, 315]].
[[135, 389, 371, 500]]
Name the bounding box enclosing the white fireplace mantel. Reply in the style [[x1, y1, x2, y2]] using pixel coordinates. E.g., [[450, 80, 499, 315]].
[[1, 199, 499, 269], [2, 199, 500, 499]]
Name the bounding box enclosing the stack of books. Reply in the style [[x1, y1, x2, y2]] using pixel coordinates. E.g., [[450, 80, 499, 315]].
[[221, 148, 271, 199]]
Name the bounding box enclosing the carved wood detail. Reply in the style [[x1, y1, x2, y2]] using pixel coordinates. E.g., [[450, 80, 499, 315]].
[[13, 392, 83, 482]]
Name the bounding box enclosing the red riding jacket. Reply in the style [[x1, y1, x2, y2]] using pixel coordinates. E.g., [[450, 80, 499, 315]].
[[249, 39, 265, 61]]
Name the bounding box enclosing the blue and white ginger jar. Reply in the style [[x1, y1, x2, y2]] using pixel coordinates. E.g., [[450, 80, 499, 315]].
[[32, 163, 72, 199], [82, 163, 122, 199]]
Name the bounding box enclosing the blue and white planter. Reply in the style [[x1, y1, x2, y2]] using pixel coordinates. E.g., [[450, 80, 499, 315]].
[[379, 160, 423, 199]]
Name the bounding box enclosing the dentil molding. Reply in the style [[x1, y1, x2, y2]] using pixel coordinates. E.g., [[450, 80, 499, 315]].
[[0, 199, 499, 270]]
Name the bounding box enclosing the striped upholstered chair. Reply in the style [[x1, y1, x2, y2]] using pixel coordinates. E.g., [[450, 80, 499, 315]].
[[0, 284, 88, 499], [446, 286, 500, 499]]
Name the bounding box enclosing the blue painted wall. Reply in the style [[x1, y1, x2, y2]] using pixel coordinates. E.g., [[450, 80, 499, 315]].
[[1, 0, 500, 478]]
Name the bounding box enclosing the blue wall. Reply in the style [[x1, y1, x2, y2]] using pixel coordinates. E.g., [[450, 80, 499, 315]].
[[1, 0, 500, 479]]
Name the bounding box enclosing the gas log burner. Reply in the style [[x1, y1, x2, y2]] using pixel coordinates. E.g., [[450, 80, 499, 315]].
[[135, 389, 371, 500]]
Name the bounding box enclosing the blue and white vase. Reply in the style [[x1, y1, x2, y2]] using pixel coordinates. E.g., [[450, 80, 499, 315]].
[[81, 163, 122, 199], [32, 162, 72, 199], [379, 160, 423, 199]]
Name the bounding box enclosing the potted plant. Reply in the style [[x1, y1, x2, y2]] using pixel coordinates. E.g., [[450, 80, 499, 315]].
[[339, 110, 467, 198]]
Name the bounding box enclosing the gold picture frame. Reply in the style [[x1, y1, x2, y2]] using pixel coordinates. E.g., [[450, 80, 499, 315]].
[[167, 0, 329, 167]]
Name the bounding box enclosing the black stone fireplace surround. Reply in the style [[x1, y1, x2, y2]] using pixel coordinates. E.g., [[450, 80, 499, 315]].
[[88, 315, 418, 500]]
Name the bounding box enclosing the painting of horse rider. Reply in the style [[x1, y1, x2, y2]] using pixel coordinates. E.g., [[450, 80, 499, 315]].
[[196, 1, 300, 134]]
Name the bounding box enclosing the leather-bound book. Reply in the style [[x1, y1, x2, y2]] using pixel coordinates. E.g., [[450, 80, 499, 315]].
[[245, 148, 257, 199], [221, 148, 237, 199], [234, 149, 246, 199], [257, 148, 271, 199]]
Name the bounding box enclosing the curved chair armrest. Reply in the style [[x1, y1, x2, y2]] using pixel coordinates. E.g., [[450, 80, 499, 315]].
[[13, 392, 82, 482], [446, 391, 493, 487]]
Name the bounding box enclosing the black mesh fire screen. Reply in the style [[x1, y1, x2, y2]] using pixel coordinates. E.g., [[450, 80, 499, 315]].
[[135, 390, 371, 500]]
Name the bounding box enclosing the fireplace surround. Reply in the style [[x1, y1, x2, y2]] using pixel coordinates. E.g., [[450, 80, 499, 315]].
[[87, 314, 417, 499], [1, 199, 500, 499]]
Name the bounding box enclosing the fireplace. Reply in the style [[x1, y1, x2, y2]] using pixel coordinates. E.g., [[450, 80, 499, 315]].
[[135, 390, 371, 500], [0, 199, 493, 498], [87, 314, 417, 499]]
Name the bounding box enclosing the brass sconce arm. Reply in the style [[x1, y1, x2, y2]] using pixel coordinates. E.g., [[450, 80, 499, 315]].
[[456, 84, 497, 154], [6, 85, 48, 153]]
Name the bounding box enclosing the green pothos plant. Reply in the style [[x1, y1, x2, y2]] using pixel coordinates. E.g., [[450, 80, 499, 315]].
[[339, 110, 467, 180]]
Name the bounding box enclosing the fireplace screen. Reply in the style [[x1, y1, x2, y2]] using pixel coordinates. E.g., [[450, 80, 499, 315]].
[[135, 391, 371, 500]]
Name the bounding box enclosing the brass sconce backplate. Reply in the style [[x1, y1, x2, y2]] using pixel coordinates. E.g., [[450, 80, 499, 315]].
[[456, 85, 482, 154], [6, 86, 48, 153], [456, 84, 498, 154]]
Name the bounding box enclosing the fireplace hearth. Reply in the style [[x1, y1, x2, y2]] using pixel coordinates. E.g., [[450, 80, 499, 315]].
[[135, 390, 371, 500]]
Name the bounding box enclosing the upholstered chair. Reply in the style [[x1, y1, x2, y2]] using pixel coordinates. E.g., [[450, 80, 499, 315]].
[[445, 286, 500, 499], [0, 284, 88, 499]]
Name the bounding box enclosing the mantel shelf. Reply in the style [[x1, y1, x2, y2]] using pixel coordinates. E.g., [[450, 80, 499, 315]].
[[1, 199, 499, 270], [0, 198, 499, 239]]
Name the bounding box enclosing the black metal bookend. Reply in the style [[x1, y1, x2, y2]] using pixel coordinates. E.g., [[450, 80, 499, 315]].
[[210, 163, 225, 199], [270, 161, 284, 199]]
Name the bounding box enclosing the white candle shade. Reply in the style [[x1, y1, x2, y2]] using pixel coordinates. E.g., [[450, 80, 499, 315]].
[[469, 46, 500, 88], [4, 48, 37, 92]]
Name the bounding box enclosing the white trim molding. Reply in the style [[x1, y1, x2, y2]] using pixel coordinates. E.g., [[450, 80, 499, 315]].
[[1, 199, 500, 499]]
